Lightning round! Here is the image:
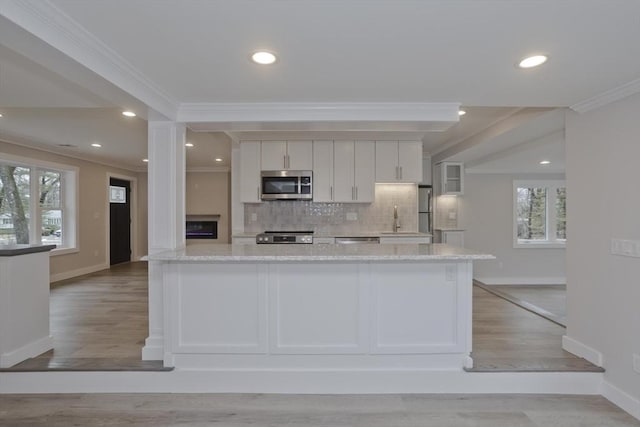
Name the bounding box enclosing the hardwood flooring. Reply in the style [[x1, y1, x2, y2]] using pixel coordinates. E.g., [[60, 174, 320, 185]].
[[469, 285, 600, 372], [1, 262, 167, 372], [476, 282, 567, 326], [0, 393, 638, 426], [1, 262, 598, 373]]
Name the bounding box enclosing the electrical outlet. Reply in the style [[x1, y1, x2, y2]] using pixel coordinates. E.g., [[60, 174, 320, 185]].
[[94, 250, 99, 257], [250, 213, 257, 222], [633, 353, 640, 374], [346, 212, 358, 221]]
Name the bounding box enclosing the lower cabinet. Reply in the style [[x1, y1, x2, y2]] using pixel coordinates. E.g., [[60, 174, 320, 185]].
[[232, 236, 257, 245]]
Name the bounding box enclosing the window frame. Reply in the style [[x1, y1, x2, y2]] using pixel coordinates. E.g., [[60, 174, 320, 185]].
[[0, 153, 79, 255], [513, 179, 566, 249]]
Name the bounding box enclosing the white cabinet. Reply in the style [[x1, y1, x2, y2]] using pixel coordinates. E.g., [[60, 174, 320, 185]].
[[375, 141, 422, 183], [436, 162, 464, 195], [240, 141, 262, 203], [312, 140, 334, 202], [437, 230, 464, 247], [262, 140, 313, 170], [333, 140, 375, 203]]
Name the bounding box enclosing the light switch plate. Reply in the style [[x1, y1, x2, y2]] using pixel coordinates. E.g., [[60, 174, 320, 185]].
[[250, 213, 257, 222], [346, 212, 358, 221], [611, 239, 640, 258], [633, 353, 640, 374]]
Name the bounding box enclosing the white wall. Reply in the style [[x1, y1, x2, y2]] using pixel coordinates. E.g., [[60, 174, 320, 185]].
[[460, 172, 566, 284], [565, 95, 640, 415]]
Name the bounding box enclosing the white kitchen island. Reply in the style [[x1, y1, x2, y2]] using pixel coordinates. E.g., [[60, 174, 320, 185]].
[[147, 243, 493, 379]]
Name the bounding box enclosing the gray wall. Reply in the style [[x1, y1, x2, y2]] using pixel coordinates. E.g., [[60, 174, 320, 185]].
[[459, 172, 566, 284], [565, 96, 640, 409]]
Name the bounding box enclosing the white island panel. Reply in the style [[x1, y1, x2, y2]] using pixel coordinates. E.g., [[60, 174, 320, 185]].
[[168, 263, 267, 355], [268, 263, 369, 354], [371, 262, 468, 354]]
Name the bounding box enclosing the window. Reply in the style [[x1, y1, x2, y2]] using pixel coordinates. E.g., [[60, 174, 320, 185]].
[[513, 180, 566, 248], [0, 155, 77, 254]]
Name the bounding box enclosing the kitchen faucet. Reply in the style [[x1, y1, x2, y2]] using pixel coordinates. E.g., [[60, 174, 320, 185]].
[[393, 205, 401, 232]]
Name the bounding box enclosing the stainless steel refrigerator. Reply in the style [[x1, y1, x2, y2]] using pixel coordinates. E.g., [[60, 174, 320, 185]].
[[418, 185, 433, 234]]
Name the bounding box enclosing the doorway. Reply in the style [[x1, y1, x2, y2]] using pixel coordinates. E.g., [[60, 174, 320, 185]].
[[109, 177, 131, 265]]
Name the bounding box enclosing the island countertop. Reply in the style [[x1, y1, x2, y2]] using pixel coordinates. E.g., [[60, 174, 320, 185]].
[[147, 243, 494, 262]]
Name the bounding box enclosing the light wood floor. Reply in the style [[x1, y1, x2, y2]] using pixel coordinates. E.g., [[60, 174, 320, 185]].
[[1, 262, 599, 372], [1, 393, 638, 426], [476, 282, 567, 326]]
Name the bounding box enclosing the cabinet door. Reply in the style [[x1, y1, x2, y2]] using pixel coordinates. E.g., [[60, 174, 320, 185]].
[[443, 231, 464, 247], [240, 141, 262, 203], [312, 140, 334, 202], [398, 142, 423, 182], [287, 141, 313, 170], [261, 141, 287, 170], [375, 141, 399, 182], [353, 141, 375, 202], [333, 140, 355, 202], [440, 162, 464, 195]]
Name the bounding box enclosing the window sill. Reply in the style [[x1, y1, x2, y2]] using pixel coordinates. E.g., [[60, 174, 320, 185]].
[[50, 247, 79, 256], [514, 241, 566, 249]]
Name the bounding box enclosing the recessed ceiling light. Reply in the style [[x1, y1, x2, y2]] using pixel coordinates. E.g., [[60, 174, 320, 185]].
[[215, 158, 223, 162], [251, 50, 277, 65], [122, 111, 136, 117], [91, 143, 102, 148], [539, 160, 551, 165], [185, 142, 194, 147], [458, 110, 466, 116], [0, 113, 3, 118], [142, 158, 149, 163], [518, 55, 548, 69]]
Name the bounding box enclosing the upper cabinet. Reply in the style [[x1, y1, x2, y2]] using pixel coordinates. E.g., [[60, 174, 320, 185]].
[[333, 140, 375, 203], [312, 140, 334, 202], [375, 141, 423, 183], [261, 141, 313, 171], [435, 162, 464, 195], [239, 141, 262, 203]]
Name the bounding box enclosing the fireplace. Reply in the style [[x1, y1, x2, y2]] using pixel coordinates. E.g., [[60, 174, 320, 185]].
[[185, 215, 219, 240]]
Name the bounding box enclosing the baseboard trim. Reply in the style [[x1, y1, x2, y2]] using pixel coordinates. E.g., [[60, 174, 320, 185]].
[[474, 276, 566, 285], [0, 336, 53, 368], [0, 370, 602, 394], [602, 380, 640, 421], [50, 263, 109, 283], [562, 335, 603, 367]]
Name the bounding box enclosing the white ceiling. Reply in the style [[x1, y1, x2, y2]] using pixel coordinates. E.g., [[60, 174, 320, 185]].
[[1, 0, 640, 172]]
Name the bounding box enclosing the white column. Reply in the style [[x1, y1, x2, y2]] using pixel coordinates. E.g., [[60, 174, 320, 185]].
[[142, 121, 186, 360]]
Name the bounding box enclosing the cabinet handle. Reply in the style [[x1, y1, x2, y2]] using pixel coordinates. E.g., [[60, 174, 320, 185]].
[[399, 166, 403, 180], [287, 154, 290, 169], [330, 186, 333, 200], [351, 186, 355, 200], [355, 186, 358, 200], [257, 187, 260, 201], [395, 166, 399, 180]]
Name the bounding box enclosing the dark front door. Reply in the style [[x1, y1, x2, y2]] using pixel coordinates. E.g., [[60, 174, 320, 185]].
[[109, 177, 131, 265]]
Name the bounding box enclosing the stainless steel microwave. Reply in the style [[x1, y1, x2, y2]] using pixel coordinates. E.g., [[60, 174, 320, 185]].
[[261, 170, 312, 201]]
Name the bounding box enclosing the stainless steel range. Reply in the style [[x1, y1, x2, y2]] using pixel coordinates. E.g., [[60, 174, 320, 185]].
[[256, 231, 314, 244]]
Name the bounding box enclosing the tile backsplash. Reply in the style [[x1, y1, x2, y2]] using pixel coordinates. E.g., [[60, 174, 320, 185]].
[[244, 184, 418, 234]]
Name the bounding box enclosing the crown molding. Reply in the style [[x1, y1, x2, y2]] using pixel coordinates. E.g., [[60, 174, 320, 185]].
[[0, 0, 178, 119], [186, 166, 230, 173], [178, 102, 460, 131], [571, 77, 640, 113]]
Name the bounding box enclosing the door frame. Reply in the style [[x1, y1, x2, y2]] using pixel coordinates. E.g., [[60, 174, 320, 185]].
[[105, 172, 138, 264]]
